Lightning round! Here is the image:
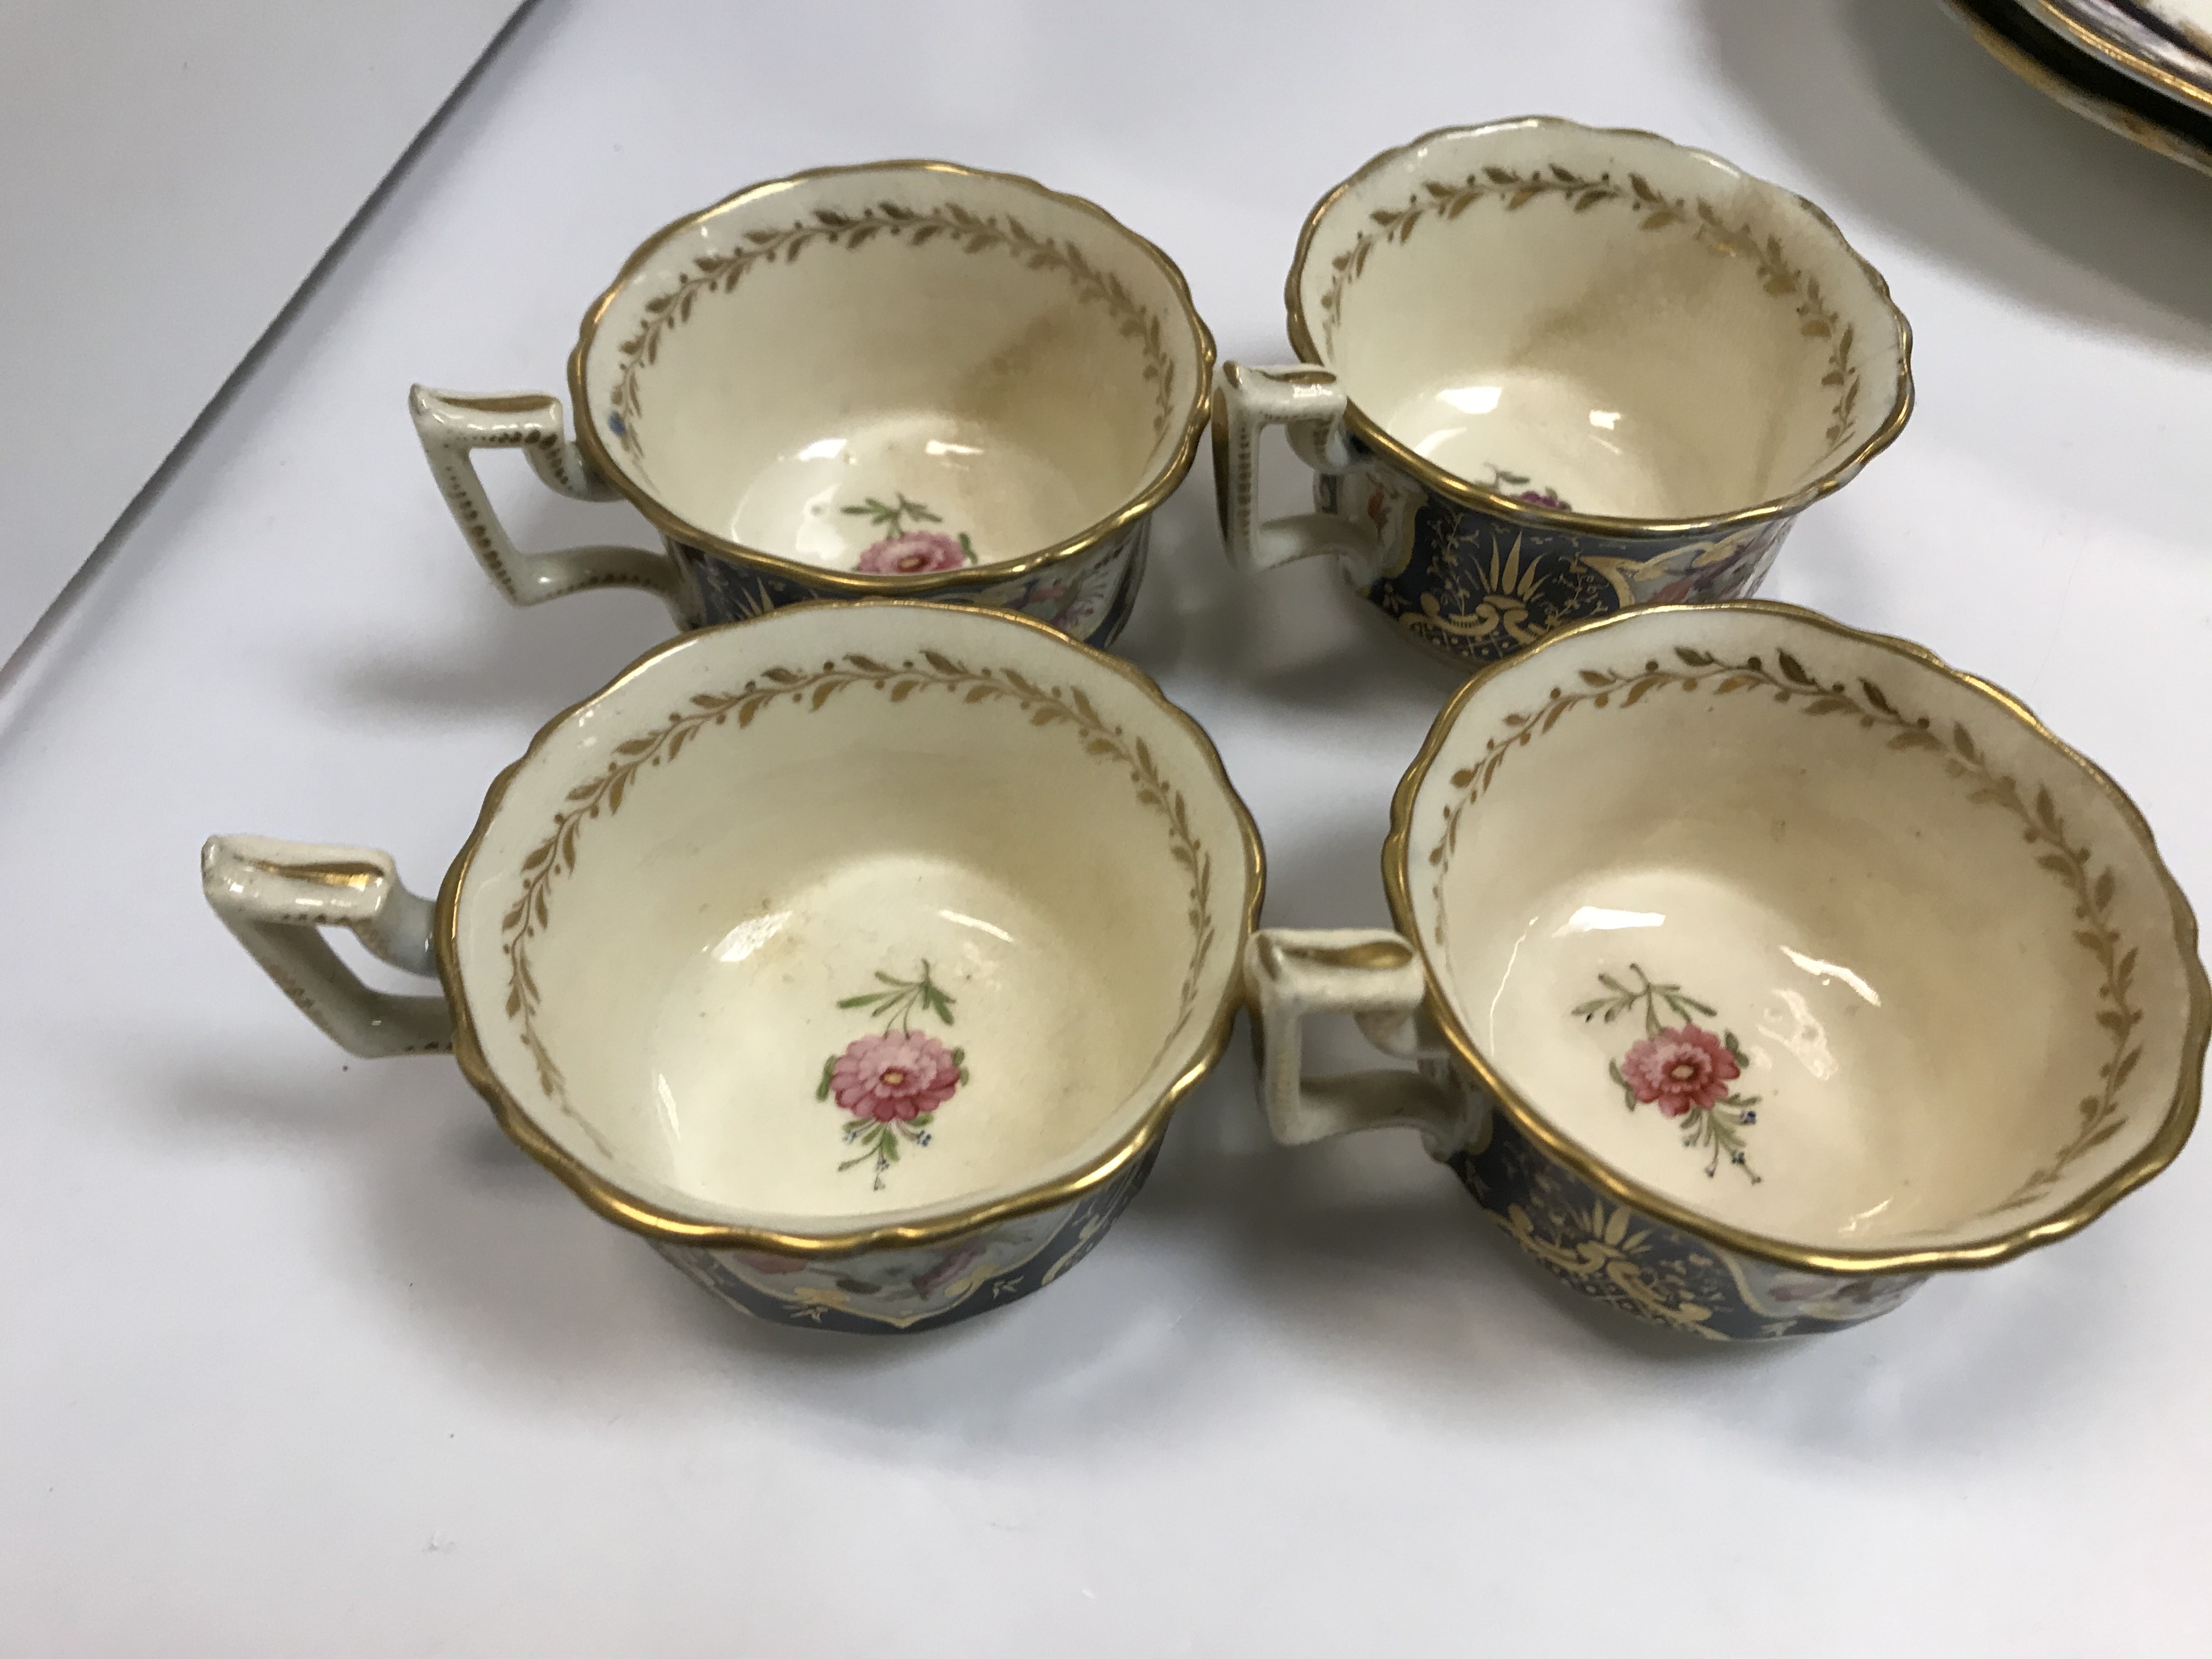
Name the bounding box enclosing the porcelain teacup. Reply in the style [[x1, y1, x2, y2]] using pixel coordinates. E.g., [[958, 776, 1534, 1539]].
[[1213, 120, 1914, 668], [412, 160, 1214, 650], [1245, 601, 2204, 1339], [204, 603, 1262, 1333]]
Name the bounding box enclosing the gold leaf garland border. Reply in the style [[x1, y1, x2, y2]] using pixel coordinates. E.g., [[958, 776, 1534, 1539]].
[[498, 651, 1219, 1146], [1425, 644, 2143, 1215], [1319, 167, 1864, 453], [609, 202, 1179, 459]]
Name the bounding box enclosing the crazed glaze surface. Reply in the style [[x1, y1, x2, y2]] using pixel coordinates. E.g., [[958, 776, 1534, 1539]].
[[206, 603, 1262, 1334], [411, 160, 1213, 650], [1214, 120, 1912, 669], [1244, 602, 2207, 1340]]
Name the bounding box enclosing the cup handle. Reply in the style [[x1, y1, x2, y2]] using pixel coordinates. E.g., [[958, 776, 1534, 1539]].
[[1211, 363, 1384, 583], [201, 835, 453, 1058], [409, 386, 692, 625], [1244, 927, 1477, 1153]]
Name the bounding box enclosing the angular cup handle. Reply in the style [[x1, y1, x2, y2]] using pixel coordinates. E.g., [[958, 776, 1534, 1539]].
[[202, 835, 453, 1058], [1210, 363, 1385, 583], [409, 386, 692, 625], [1244, 927, 1476, 1153]]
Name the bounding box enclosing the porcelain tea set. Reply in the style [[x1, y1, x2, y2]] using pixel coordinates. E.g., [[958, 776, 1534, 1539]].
[[204, 118, 2208, 1341]]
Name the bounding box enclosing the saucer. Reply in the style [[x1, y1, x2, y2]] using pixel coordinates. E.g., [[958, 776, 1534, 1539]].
[[1945, 0, 2212, 177], [2032, 0, 2212, 120]]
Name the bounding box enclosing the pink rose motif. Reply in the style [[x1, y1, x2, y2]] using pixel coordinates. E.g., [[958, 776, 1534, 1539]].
[[1017, 579, 1073, 623], [736, 1250, 808, 1277], [1513, 486, 1570, 509], [1619, 1024, 1740, 1117], [856, 531, 970, 575], [911, 1240, 989, 1297], [830, 1030, 963, 1122]]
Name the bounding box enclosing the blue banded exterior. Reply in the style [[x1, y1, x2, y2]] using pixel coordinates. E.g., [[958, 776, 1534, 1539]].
[[669, 522, 1151, 652], [1440, 1068, 1924, 1341], [653, 1141, 1162, 1335], [1316, 469, 1791, 669]]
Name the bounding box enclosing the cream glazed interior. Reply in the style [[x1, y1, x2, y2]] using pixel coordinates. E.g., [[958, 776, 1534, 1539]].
[[572, 161, 1211, 577], [1290, 119, 1910, 524], [1397, 603, 2205, 1261], [442, 603, 1258, 1236]]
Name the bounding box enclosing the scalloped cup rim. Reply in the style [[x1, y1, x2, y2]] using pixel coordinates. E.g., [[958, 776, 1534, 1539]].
[[1284, 116, 1916, 540], [1384, 599, 2208, 1278], [565, 157, 1217, 594], [434, 600, 1265, 1259]]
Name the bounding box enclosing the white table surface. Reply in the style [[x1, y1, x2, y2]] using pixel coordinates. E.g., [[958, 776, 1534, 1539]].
[[0, 0, 523, 650], [5, 1, 2211, 1652]]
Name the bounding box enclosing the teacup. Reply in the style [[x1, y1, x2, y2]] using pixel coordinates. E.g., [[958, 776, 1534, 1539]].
[[1245, 601, 2205, 1339], [1213, 120, 1914, 668], [411, 160, 1214, 650], [203, 603, 1262, 1333]]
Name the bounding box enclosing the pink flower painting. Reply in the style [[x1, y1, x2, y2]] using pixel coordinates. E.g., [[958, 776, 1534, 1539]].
[[1480, 462, 1572, 513], [856, 531, 972, 575], [1619, 1024, 1740, 1117], [816, 960, 968, 1188], [829, 1030, 963, 1122], [1575, 964, 1763, 1183], [843, 494, 977, 575]]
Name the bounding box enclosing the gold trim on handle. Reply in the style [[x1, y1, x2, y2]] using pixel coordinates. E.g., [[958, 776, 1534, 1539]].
[[1253, 936, 1416, 974], [566, 159, 1217, 596], [244, 858, 382, 888], [1381, 598, 2209, 1278], [433, 600, 1266, 1259]]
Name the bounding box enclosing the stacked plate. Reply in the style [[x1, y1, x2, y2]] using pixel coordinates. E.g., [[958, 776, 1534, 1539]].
[[1947, 0, 2212, 174]]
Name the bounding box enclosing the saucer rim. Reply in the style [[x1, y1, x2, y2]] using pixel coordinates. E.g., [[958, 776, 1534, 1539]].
[[2026, 0, 2212, 123], [1945, 0, 2212, 179]]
